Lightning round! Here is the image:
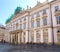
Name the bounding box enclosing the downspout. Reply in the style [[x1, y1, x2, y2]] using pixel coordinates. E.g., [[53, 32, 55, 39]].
[[28, 11, 30, 43], [50, 3, 54, 45]]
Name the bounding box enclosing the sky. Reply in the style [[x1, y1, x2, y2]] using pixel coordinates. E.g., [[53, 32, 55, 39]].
[[0, 0, 52, 26]]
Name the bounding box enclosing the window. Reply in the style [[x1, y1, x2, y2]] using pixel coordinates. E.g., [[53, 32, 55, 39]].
[[56, 16, 60, 24], [15, 20, 18, 24], [24, 23, 26, 29], [31, 22, 34, 28], [37, 19, 40, 27], [43, 9, 46, 14], [31, 14, 34, 18], [20, 24, 22, 29], [43, 18, 47, 26], [16, 23, 18, 30], [20, 19, 22, 22], [31, 32, 34, 42], [43, 29, 48, 43], [36, 31, 40, 43], [55, 6, 59, 11], [36, 12, 40, 17], [24, 16, 26, 21]]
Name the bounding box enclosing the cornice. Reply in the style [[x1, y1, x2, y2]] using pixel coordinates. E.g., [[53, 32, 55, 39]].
[[50, 0, 60, 5]]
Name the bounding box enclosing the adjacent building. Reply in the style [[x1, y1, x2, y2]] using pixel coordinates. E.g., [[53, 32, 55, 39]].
[[0, 24, 6, 42], [6, 0, 60, 44]]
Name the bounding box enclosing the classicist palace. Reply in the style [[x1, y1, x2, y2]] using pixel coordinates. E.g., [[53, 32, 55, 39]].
[[6, 0, 60, 44]]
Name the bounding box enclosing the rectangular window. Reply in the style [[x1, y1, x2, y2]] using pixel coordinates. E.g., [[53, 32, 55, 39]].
[[56, 16, 60, 24], [31, 22, 34, 28], [43, 9, 46, 14], [36, 12, 40, 17], [43, 18, 47, 26], [43, 29, 48, 42], [20, 24, 22, 29], [55, 6, 59, 11], [37, 20, 40, 27], [31, 14, 34, 18], [24, 23, 26, 29], [24, 16, 26, 21], [20, 19, 22, 22]]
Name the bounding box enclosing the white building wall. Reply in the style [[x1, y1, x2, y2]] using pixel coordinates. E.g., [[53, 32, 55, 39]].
[[48, 28, 53, 43], [34, 30, 36, 43], [53, 28, 58, 43], [18, 33, 20, 44], [26, 31, 28, 43], [41, 29, 43, 43]]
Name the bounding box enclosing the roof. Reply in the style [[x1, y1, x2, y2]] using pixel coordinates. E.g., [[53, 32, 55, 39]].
[[0, 24, 5, 29]]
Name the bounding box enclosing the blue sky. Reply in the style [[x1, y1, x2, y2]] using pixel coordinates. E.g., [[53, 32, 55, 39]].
[[0, 0, 52, 25]]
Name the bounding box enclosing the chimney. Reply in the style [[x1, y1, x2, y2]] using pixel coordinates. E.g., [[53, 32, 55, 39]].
[[46, 0, 49, 2], [37, 0, 41, 5], [27, 5, 29, 9], [30, 7, 31, 9]]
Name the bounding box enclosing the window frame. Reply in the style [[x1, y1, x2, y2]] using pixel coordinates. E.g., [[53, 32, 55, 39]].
[[55, 6, 59, 12], [31, 22, 34, 28], [43, 9, 46, 14], [43, 18, 47, 26]]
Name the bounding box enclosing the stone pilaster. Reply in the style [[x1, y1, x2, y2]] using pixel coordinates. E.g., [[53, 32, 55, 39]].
[[41, 29, 43, 43], [34, 30, 36, 43], [48, 28, 53, 43], [22, 32, 23, 43], [26, 31, 28, 43], [18, 33, 20, 44]]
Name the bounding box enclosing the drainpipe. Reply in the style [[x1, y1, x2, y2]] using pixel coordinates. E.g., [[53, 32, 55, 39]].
[[28, 11, 30, 43], [50, 3, 54, 45]]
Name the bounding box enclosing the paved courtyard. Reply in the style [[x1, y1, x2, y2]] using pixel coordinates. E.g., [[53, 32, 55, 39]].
[[0, 43, 60, 52]]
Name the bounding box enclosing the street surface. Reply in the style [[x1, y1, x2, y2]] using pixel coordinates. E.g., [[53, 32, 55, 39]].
[[0, 43, 60, 52]]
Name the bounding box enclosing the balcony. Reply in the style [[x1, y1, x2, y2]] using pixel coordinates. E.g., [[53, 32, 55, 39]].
[[31, 18, 34, 22], [36, 15, 40, 20], [55, 10, 60, 16], [42, 13, 47, 18]]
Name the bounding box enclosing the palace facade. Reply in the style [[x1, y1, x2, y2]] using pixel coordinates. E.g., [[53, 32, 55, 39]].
[[6, 0, 60, 44], [0, 24, 6, 42]]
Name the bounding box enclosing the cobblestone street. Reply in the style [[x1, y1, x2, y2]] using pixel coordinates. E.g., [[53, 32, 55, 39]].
[[0, 43, 60, 52]]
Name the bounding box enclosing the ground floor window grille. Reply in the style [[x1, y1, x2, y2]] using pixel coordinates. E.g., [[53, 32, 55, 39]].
[[30, 32, 34, 43], [43, 29, 48, 43], [36, 30, 40, 43]]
